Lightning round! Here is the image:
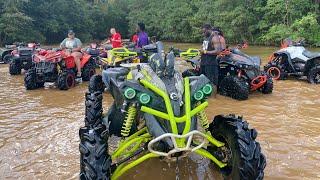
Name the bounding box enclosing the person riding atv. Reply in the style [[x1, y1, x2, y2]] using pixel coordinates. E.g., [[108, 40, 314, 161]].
[[24, 48, 96, 90], [79, 42, 266, 179], [183, 48, 273, 100], [60, 30, 83, 83], [264, 45, 320, 84], [8, 42, 41, 75]]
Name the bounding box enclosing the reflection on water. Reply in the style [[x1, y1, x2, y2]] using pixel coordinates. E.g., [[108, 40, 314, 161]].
[[0, 45, 320, 179]]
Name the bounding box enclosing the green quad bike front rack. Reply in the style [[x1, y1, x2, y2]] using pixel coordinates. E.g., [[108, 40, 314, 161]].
[[99, 47, 139, 67], [179, 48, 200, 60], [79, 42, 266, 180], [98, 44, 160, 68]]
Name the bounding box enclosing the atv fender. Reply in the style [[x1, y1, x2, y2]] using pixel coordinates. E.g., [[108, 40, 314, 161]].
[[219, 59, 234, 67], [1, 50, 13, 60], [80, 53, 92, 67], [102, 67, 129, 90], [273, 52, 297, 73]]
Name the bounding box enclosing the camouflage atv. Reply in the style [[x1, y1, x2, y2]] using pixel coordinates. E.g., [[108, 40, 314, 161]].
[[79, 42, 266, 179]]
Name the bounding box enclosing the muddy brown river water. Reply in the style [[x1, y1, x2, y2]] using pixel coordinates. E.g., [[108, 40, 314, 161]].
[[0, 44, 320, 180]]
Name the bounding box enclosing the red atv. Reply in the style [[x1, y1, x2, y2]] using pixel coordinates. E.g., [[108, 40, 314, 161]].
[[24, 49, 96, 90]]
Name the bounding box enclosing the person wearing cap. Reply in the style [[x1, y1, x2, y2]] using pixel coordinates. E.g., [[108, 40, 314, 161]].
[[60, 30, 83, 83], [136, 22, 149, 48], [200, 24, 226, 86]]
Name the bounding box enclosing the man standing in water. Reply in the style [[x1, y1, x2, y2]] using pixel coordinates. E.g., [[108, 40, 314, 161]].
[[200, 24, 226, 86]]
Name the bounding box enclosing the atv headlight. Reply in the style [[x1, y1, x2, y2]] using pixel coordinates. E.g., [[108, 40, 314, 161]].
[[124, 88, 136, 99], [139, 93, 151, 104], [194, 90, 204, 101], [202, 84, 213, 95]]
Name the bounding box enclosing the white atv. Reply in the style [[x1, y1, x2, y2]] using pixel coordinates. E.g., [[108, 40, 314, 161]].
[[264, 46, 320, 83]]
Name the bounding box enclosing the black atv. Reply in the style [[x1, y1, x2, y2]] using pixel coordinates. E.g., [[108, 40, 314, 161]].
[[0, 42, 26, 64], [9, 43, 40, 75], [132, 43, 160, 63], [183, 48, 273, 100], [85, 42, 108, 67], [264, 46, 320, 84], [79, 42, 266, 179]]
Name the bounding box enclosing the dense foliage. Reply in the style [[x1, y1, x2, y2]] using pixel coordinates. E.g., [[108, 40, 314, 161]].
[[0, 0, 319, 46]]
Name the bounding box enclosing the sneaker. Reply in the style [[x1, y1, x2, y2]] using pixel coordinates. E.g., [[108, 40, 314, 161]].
[[75, 76, 82, 84]]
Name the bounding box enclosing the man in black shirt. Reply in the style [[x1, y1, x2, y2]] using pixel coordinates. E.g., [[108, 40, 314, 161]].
[[200, 24, 226, 86]]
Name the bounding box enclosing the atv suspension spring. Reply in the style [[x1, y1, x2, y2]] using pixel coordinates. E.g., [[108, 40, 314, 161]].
[[196, 102, 209, 130], [121, 104, 137, 137]]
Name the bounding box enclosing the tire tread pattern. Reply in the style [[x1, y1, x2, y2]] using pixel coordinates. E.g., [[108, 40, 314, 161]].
[[219, 76, 249, 100], [307, 65, 320, 84], [24, 68, 38, 90], [209, 114, 266, 180], [9, 60, 21, 75], [261, 75, 273, 94], [80, 85, 111, 180]]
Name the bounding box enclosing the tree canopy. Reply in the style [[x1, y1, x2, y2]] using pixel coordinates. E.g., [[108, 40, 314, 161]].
[[0, 0, 319, 46]]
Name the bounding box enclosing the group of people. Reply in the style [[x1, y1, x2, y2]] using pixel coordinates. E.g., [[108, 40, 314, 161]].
[[59, 23, 149, 83], [59, 22, 226, 86], [105, 22, 149, 49]]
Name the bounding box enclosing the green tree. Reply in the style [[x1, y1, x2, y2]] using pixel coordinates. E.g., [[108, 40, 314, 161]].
[[291, 13, 320, 45], [0, 0, 43, 44]]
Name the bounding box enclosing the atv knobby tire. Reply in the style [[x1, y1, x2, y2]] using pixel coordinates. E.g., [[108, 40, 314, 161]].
[[307, 65, 320, 84], [24, 68, 39, 90], [261, 75, 273, 94], [88, 74, 105, 93], [219, 75, 249, 100], [182, 69, 200, 78], [79, 125, 111, 180], [9, 60, 21, 75], [85, 91, 103, 128], [57, 71, 75, 90], [82, 60, 96, 81], [208, 114, 266, 180]]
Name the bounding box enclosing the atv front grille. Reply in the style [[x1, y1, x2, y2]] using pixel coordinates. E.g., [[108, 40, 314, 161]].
[[19, 50, 33, 57], [35, 61, 56, 74]]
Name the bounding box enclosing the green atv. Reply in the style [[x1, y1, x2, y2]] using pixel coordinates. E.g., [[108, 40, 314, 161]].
[[171, 47, 200, 60], [99, 44, 159, 69], [79, 42, 266, 180]]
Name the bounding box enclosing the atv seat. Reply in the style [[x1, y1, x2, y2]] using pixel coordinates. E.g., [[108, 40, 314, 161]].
[[303, 50, 320, 59]]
